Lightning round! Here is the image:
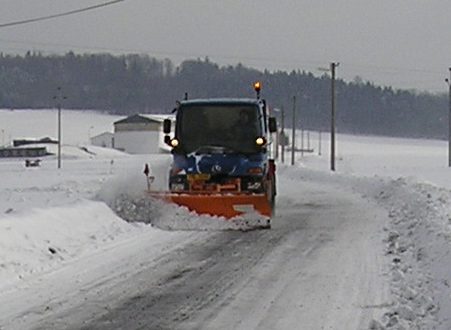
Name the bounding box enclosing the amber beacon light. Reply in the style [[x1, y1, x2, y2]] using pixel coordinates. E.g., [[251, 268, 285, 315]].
[[254, 81, 262, 99]]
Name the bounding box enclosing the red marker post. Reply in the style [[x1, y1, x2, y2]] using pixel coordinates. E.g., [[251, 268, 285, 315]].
[[143, 163, 155, 191]]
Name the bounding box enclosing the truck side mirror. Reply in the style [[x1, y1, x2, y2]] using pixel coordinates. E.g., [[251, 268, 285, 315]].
[[163, 119, 171, 134], [268, 117, 277, 133]]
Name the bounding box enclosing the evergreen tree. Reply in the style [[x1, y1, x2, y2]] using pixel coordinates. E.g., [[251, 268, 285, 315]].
[[0, 52, 447, 139]]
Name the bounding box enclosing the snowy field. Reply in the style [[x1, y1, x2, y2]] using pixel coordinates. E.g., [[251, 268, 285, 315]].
[[0, 109, 122, 146], [1, 109, 451, 329]]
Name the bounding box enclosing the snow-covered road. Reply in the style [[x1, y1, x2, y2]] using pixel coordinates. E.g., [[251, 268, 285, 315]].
[[2, 110, 451, 329], [1, 170, 390, 330], [181, 178, 389, 330]]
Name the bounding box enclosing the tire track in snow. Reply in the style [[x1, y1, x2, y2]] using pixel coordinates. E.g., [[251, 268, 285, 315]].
[[56, 176, 390, 330]]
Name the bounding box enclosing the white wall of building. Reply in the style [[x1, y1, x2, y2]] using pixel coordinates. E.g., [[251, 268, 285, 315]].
[[114, 131, 160, 154], [90, 133, 114, 148]]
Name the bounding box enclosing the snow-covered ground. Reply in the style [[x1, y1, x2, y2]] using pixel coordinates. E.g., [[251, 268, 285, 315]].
[[0, 109, 121, 146], [1, 110, 451, 329]]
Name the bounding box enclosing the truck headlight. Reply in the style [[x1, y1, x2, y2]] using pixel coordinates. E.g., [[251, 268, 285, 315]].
[[170, 138, 180, 147], [255, 137, 266, 146]]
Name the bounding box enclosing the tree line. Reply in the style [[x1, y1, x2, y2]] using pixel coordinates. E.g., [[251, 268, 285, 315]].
[[0, 51, 447, 139]]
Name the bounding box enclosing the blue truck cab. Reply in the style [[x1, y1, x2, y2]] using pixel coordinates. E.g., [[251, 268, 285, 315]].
[[163, 97, 277, 201]]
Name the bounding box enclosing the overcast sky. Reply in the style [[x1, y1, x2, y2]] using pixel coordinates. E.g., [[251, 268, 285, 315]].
[[1, 0, 451, 93]]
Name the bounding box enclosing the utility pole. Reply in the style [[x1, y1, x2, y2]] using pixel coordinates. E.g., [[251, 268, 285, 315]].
[[318, 130, 322, 156], [330, 62, 339, 171], [88, 126, 94, 142], [447, 68, 451, 167], [301, 129, 304, 157], [53, 87, 66, 169], [291, 96, 296, 166], [281, 106, 285, 164]]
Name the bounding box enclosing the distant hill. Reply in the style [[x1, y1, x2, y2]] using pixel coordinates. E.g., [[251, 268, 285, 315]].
[[0, 52, 447, 139]]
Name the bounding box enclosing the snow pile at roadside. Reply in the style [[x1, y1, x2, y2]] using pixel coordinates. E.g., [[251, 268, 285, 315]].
[[372, 178, 451, 329], [0, 200, 149, 291], [96, 155, 266, 231], [0, 154, 154, 294], [107, 193, 268, 231], [281, 166, 451, 329], [0, 153, 225, 300]]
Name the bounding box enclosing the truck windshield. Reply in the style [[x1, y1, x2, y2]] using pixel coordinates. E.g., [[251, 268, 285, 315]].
[[177, 104, 263, 154]]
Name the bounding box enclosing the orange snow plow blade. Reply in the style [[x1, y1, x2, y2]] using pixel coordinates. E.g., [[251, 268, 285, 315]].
[[151, 192, 272, 219]]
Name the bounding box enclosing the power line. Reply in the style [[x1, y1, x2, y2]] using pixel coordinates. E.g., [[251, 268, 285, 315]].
[[340, 61, 443, 76], [0, 0, 125, 28]]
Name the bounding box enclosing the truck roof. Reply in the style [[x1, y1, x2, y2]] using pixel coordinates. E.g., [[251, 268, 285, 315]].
[[179, 98, 261, 107]]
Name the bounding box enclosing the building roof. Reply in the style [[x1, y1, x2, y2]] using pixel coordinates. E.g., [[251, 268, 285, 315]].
[[91, 132, 113, 139], [114, 114, 174, 125]]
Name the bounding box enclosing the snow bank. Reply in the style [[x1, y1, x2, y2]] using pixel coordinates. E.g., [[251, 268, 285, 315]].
[[96, 154, 267, 231], [107, 194, 267, 231], [373, 179, 451, 330], [0, 200, 148, 291], [280, 166, 451, 329]]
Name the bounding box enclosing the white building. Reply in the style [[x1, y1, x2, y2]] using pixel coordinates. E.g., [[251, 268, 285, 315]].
[[90, 132, 114, 148], [113, 114, 174, 154]]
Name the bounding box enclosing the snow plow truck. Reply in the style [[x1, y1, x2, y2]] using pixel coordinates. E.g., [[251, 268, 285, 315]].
[[149, 82, 277, 227]]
